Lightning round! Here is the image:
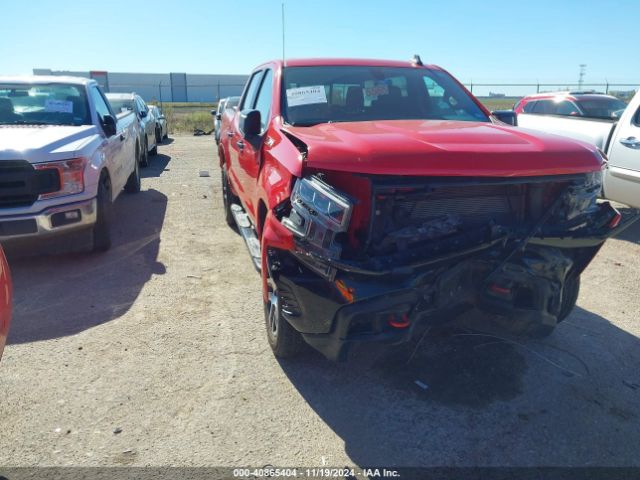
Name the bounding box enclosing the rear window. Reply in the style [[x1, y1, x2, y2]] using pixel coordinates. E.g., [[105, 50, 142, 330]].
[[0, 83, 91, 126], [109, 98, 135, 114], [527, 96, 627, 119], [282, 65, 489, 126], [575, 97, 627, 119]]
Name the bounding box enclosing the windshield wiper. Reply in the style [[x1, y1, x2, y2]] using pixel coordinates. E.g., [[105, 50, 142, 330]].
[[2, 120, 57, 126]]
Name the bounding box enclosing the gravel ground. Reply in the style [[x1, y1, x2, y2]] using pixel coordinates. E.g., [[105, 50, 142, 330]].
[[1, 135, 639, 469]]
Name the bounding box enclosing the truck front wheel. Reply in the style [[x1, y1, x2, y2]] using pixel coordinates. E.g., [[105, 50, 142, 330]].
[[531, 274, 580, 338], [92, 173, 113, 252], [558, 274, 580, 323], [264, 263, 304, 358], [140, 139, 150, 167], [221, 167, 238, 228], [124, 146, 141, 193]]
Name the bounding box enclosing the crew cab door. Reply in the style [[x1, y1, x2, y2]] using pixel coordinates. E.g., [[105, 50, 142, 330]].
[[89, 86, 129, 194], [228, 70, 267, 219], [604, 94, 640, 208], [238, 69, 273, 219]]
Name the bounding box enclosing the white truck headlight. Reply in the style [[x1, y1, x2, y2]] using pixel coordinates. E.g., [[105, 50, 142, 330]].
[[35, 158, 86, 199], [282, 176, 353, 260]]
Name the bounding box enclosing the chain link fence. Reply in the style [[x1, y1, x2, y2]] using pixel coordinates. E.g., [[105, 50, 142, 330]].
[[463, 82, 638, 100], [105, 82, 247, 105]]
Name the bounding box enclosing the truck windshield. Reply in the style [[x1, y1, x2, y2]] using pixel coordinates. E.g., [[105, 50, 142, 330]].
[[282, 66, 489, 126], [0, 83, 91, 126], [576, 97, 628, 119], [108, 99, 135, 114]]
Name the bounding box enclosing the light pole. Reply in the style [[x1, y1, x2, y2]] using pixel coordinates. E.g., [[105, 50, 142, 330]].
[[578, 64, 587, 90]]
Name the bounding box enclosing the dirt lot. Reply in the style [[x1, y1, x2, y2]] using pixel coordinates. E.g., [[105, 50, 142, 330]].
[[1, 135, 640, 468]]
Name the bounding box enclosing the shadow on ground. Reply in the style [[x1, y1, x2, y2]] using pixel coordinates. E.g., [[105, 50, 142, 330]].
[[142, 153, 172, 178], [280, 307, 640, 466], [5, 187, 167, 344]]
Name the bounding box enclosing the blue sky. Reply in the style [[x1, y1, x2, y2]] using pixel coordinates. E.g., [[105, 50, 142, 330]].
[[1, 0, 638, 90]]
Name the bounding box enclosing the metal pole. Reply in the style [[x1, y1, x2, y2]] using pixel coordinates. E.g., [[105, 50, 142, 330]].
[[159, 81, 163, 108], [217, 81, 221, 101], [578, 64, 587, 90]]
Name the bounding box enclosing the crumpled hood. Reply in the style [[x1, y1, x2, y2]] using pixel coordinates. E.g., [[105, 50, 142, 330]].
[[284, 120, 602, 177], [0, 125, 98, 162]]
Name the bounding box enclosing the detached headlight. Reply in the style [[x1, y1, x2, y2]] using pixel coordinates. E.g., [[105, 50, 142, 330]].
[[282, 176, 353, 261], [554, 170, 603, 222], [35, 157, 86, 199], [584, 169, 603, 190]]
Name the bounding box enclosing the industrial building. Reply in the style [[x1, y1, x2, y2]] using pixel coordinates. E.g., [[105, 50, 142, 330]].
[[33, 68, 249, 103]]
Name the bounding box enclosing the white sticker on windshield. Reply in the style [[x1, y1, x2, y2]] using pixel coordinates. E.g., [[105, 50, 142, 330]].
[[44, 99, 73, 114], [286, 85, 327, 107]]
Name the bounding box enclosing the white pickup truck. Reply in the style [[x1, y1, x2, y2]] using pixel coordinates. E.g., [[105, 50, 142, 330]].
[[0, 76, 141, 252], [513, 91, 640, 208]]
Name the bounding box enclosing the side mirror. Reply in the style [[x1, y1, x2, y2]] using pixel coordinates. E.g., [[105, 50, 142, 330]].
[[140, 110, 147, 119], [215, 113, 222, 121], [210, 109, 216, 116], [240, 109, 261, 137], [102, 115, 117, 137], [492, 110, 517, 126]]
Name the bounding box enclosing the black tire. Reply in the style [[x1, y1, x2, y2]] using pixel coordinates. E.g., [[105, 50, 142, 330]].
[[558, 274, 580, 323], [150, 136, 158, 156], [124, 146, 141, 193], [155, 127, 162, 145], [140, 139, 150, 167], [163, 130, 168, 140], [264, 262, 304, 358], [221, 167, 237, 228], [92, 173, 113, 252], [530, 275, 580, 338]]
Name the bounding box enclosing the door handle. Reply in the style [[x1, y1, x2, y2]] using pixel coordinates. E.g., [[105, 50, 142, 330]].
[[236, 140, 245, 150], [620, 137, 640, 149], [227, 131, 234, 138]]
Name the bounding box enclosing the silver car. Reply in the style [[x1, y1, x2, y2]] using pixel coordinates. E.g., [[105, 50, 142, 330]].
[[213, 96, 240, 145], [106, 92, 158, 167], [149, 105, 168, 143], [213, 98, 228, 145]]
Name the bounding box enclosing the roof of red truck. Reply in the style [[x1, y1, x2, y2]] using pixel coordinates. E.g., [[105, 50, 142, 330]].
[[263, 58, 442, 69]]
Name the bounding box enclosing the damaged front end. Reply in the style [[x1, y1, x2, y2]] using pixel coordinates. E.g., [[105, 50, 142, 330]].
[[270, 170, 635, 361]]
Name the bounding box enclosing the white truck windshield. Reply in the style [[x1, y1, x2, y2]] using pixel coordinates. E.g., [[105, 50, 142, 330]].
[[0, 83, 90, 126]]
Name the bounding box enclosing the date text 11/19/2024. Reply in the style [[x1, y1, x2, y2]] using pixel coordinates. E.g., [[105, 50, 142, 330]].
[[232, 467, 400, 477]]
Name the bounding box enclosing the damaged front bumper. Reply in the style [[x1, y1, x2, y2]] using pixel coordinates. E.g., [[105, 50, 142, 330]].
[[269, 200, 637, 361]]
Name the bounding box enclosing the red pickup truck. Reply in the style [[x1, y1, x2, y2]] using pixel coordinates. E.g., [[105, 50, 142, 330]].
[[219, 57, 631, 361]]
